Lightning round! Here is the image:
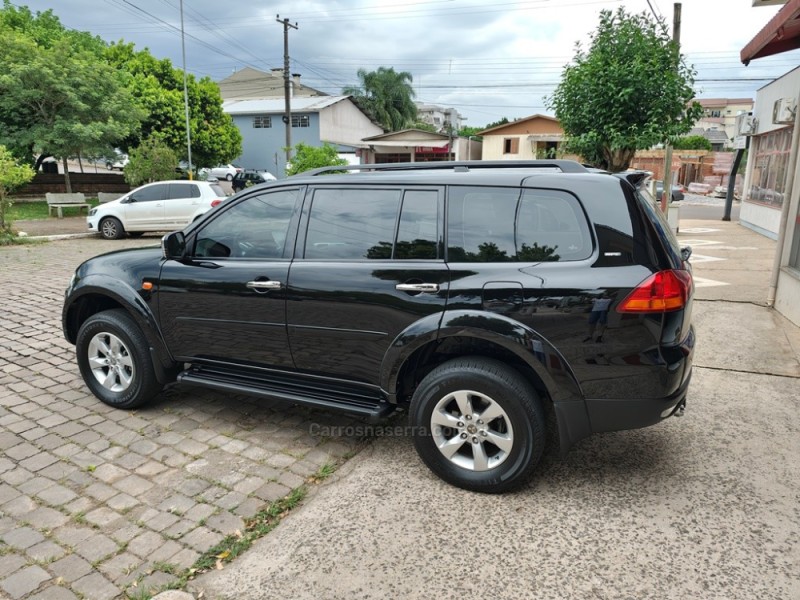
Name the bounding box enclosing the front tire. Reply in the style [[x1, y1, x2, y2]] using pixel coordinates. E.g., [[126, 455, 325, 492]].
[[410, 357, 546, 493], [100, 217, 124, 240], [76, 309, 162, 409]]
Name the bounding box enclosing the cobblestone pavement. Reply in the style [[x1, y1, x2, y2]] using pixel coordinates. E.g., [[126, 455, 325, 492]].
[[0, 238, 365, 599]]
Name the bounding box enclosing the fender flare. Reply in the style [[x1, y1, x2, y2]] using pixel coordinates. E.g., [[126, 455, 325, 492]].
[[63, 274, 175, 374], [380, 309, 592, 454], [382, 310, 583, 401]]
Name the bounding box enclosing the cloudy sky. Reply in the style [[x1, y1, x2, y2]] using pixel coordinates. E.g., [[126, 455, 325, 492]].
[[14, 0, 800, 127]]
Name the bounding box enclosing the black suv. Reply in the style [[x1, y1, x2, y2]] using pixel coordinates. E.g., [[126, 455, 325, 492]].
[[232, 170, 277, 192], [63, 161, 695, 493]]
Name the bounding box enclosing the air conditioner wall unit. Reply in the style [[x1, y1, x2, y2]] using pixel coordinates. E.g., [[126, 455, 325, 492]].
[[738, 115, 758, 136], [773, 98, 797, 125]]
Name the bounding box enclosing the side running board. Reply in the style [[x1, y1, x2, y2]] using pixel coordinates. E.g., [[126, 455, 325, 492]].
[[177, 365, 396, 422]]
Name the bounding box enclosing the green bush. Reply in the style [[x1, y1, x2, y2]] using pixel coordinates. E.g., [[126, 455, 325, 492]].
[[0, 145, 36, 235]]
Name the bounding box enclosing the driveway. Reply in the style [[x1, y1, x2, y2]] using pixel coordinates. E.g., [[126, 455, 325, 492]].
[[0, 237, 364, 600], [191, 219, 800, 600]]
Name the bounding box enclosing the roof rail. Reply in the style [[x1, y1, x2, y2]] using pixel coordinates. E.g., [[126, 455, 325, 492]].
[[301, 160, 589, 177]]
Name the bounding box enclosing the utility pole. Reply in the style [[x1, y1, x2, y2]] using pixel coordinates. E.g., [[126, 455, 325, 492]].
[[276, 15, 297, 169], [660, 2, 681, 213], [180, 0, 193, 179]]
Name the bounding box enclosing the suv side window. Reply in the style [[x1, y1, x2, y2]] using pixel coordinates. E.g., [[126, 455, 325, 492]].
[[517, 189, 591, 261], [304, 188, 401, 260], [132, 183, 168, 202], [395, 190, 439, 259], [193, 189, 299, 259], [168, 183, 201, 200], [447, 186, 519, 262], [447, 186, 591, 262]]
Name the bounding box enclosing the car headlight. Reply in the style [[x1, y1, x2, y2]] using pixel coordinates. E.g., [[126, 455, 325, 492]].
[[89, 208, 97, 216]]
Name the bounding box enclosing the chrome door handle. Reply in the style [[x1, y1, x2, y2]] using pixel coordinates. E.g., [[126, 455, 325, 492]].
[[246, 280, 282, 290], [395, 283, 439, 293]]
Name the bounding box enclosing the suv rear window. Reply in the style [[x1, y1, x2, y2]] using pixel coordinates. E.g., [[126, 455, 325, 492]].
[[447, 186, 591, 262]]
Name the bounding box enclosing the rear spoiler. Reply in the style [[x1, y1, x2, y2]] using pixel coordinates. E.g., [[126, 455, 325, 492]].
[[612, 170, 652, 188]]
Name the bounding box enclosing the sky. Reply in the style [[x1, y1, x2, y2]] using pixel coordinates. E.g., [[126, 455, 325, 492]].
[[11, 0, 800, 128]]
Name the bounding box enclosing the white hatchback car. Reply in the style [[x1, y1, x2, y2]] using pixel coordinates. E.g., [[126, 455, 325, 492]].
[[88, 180, 227, 239], [208, 164, 242, 181]]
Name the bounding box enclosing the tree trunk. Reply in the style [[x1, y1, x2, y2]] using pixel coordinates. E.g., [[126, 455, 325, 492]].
[[62, 157, 72, 194], [604, 147, 637, 172]]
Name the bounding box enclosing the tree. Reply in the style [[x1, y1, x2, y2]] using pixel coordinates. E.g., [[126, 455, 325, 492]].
[[482, 117, 510, 130], [0, 5, 142, 191], [412, 121, 438, 133], [124, 137, 179, 187], [104, 43, 242, 168], [0, 145, 35, 240], [673, 135, 712, 151], [547, 7, 702, 171], [343, 67, 417, 131], [285, 143, 348, 176], [458, 126, 483, 140]]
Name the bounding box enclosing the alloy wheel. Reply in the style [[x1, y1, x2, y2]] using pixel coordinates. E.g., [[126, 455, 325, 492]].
[[87, 332, 135, 392], [429, 389, 514, 471]]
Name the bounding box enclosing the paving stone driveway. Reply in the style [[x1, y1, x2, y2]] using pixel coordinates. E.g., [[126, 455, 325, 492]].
[[0, 237, 364, 600]]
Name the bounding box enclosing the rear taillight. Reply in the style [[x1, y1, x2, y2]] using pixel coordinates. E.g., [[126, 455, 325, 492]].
[[210, 199, 223, 208], [617, 270, 693, 313]]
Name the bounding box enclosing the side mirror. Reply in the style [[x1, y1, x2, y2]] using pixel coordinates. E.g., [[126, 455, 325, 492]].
[[681, 246, 692, 262], [162, 231, 186, 260]]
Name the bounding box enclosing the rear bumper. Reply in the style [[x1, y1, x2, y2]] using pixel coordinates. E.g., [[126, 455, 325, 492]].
[[584, 371, 691, 432]]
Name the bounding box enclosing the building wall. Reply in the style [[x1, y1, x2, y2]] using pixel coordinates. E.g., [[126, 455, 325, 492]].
[[480, 118, 563, 160], [319, 101, 383, 146], [482, 135, 535, 160], [233, 112, 321, 177], [740, 67, 800, 237]]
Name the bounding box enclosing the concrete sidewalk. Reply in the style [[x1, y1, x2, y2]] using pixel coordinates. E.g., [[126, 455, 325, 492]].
[[191, 218, 800, 600]]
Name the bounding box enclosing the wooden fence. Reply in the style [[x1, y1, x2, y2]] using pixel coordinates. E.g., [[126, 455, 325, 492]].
[[13, 173, 131, 200]]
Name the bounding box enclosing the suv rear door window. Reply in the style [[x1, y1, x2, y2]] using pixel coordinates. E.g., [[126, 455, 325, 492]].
[[395, 190, 439, 259], [447, 186, 590, 262], [304, 188, 401, 260]]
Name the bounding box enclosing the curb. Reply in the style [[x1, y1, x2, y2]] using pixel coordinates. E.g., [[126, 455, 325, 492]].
[[23, 232, 98, 241]]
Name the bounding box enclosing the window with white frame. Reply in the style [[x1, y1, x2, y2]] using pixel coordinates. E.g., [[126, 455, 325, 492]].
[[292, 115, 310, 128], [253, 115, 272, 128]]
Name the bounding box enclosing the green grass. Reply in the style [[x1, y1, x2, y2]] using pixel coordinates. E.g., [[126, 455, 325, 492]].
[[150, 462, 342, 598], [8, 199, 100, 221]]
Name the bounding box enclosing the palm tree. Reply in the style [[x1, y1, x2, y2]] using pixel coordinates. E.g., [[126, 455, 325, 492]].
[[343, 67, 417, 132]]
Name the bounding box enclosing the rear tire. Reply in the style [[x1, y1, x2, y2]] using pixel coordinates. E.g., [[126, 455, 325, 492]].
[[410, 357, 546, 493], [100, 217, 124, 240], [76, 309, 162, 409], [225, 173, 233, 181]]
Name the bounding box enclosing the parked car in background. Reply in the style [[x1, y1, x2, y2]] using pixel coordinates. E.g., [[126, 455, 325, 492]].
[[65, 160, 695, 493], [87, 180, 227, 239], [232, 169, 277, 192], [655, 181, 685, 202], [106, 152, 129, 171], [208, 164, 242, 181]]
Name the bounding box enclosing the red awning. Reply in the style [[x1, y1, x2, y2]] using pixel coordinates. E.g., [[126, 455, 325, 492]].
[[741, 0, 800, 64]]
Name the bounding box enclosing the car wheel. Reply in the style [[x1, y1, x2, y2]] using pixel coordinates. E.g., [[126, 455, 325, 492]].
[[100, 217, 124, 240], [128, 231, 145, 238], [75, 309, 163, 409], [225, 173, 233, 181], [410, 356, 546, 493]]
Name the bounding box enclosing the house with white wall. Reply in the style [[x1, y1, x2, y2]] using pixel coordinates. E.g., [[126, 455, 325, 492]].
[[478, 115, 565, 160], [740, 0, 800, 326]]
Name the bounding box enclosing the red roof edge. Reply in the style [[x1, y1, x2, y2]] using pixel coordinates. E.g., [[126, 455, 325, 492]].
[[741, 0, 800, 64]]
